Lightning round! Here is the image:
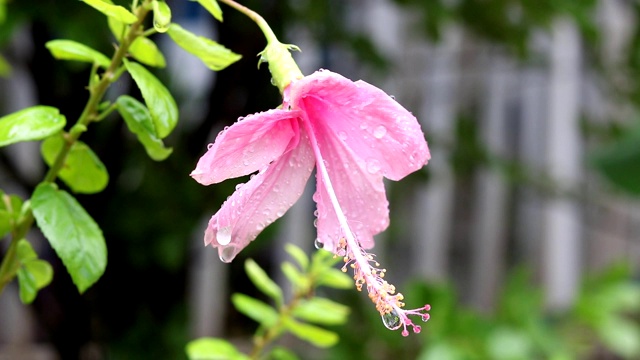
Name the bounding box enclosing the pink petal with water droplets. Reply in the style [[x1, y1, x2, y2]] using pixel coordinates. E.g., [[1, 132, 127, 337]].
[[191, 109, 300, 185], [290, 70, 430, 181], [308, 114, 389, 252], [204, 132, 315, 262]]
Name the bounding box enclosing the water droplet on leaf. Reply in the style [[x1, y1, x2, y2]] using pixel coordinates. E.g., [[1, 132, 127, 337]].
[[381, 310, 401, 330]]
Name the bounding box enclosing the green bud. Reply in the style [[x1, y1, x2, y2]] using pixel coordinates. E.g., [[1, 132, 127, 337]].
[[258, 41, 303, 94], [152, 0, 171, 33]]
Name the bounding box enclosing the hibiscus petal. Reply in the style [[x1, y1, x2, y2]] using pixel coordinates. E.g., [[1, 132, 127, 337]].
[[290, 70, 430, 181], [191, 109, 300, 185], [203, 132, 315, 262], [308, 114, 389, 252]]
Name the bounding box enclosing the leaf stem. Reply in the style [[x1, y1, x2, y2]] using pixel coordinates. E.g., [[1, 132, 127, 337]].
[[0, 0, 153, 299]]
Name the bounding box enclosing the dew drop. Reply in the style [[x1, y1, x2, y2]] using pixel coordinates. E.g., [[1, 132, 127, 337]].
[[243, 160, 250, 166], [219, 245, 237, 263], [314, 238, 324, 249], [276, 209, 285, 217], [338, 131, 348, 141], [390, 95, 396, 100], [256, 222, 265, 231], [235, 183, 244, 191], [207, 143, 214, 150], [270, 78, 276, 86], [382, 310, 402, 330], [313, 218, 318, 228], [367, 159, 381, 174], [373, 125, 387, 139], [217, 227, 232, 246], [359, 122, 368, 130]]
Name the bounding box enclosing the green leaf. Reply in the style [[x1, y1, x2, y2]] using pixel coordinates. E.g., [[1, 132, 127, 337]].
[[316, 268, 353, 290], [124, 60, 178, 139], [196, 0, 223, 22], [167, 23, 241, 71], [16, 238, 37, 261], [284, 243, 308, 270], [31, 183, 107, 293], [281, 261, 309, 291], [268, 346, 299, 360], [81, 0, 137, 24], [0, 209, 10, 238], [245, 258, 283, 305], [0, 54, 11, 77], [15, 239, 54, 304], [152, 0, 171, 33], [45, 39, 111, 68], [0, 106, 66, 147], [130, 37, 166, 68], [116, 95, 173, 161], [293, 297, 350, 325], [41, 135, 109, 194], [598, 317, 640, 358], [285, 318, 339, 348], [185, 337, 250, 360], [108, 16, 126, 40], [231, 293, 278, 327]]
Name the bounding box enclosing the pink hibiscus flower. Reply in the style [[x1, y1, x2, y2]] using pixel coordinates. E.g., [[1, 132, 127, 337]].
[[191, 69, 431, 335]]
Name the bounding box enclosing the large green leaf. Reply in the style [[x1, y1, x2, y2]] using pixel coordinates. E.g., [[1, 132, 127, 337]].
[[124, 60, 178, 139], [245, 258, 283, 305], [0, 106, 65, 147], [293, 297, 350, 325], [81, 0, 137, 24], [195, 0, 223, 22], [284, 318, 339, 348], [116, 95, 172, 161], [167, 23, 241, 71], [130, 37, 166, 68], [41, 135, 109, 194], [31, 183, 107, 293], [16, 239, 53, 304], [231, 293, 278, 327], [45, 39, 111, 68], [185, 338, 250, 360]]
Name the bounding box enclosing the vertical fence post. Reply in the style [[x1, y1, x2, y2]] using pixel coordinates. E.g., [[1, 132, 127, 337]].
[[543, 19, 583, 310]]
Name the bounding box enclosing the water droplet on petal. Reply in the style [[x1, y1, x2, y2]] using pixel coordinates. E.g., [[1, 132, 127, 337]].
[[382, 310, 401, 330], [270, 78, 276, 86], [359, 123, 368, 130], [217, 226, 232, 246], [257, 222, 265, 231], [235, 183, 244, 191], [313, 218, 318, 228], [373, 125, 387, 139], [207, 143, 214, 150], [367, 159, 381, 174], [314, 238, 324, 249], [219, 245, 237, 263], [276, 209, 285, 217], [338, 131, 348, 141]]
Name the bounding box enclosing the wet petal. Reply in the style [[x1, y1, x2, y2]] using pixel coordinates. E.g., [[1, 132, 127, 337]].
[[191, 109, 299, 185], [310, 114, 389, 252], [203, 133, 315, 262], [290, 70, 429, 181]]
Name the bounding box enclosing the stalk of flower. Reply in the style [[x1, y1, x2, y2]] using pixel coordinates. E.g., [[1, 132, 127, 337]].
[[192, 0, 431, 335]]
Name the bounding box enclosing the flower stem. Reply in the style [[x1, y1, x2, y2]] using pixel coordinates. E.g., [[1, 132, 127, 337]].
[[0, 0, 152, 298], [217, 0, 279, 45]]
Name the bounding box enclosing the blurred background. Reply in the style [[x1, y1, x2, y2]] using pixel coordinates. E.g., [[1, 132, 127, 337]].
[[1, 0, 640, 359]]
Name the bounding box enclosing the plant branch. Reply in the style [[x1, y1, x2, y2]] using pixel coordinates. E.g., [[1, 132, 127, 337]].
[[217, 0, 279, 45], [0, 1, 152, 298]]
